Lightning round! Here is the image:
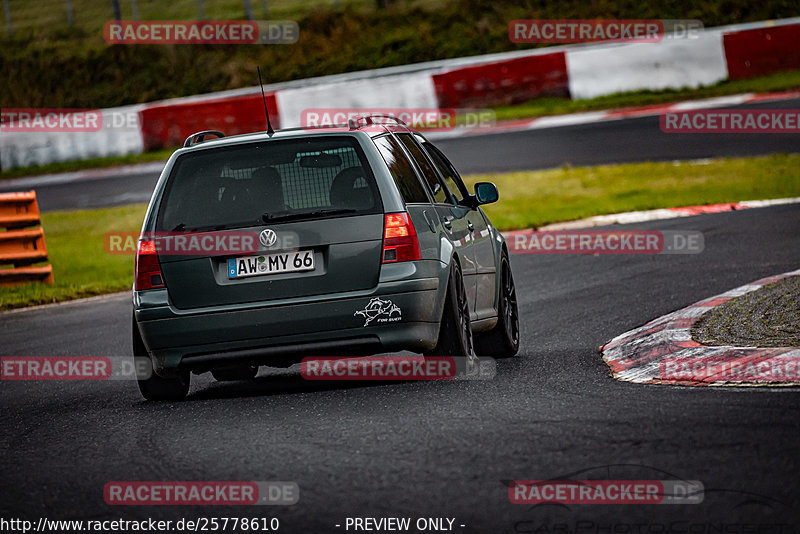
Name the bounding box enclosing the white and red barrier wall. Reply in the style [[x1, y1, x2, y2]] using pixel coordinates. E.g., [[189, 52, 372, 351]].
[[2, 18, 798, 168]]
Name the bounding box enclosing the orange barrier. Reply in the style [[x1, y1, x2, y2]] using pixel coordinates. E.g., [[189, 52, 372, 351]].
[[0, 191, 54, 286]]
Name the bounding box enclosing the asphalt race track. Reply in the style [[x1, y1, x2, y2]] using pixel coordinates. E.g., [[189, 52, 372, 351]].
[[436, 97, 800, 174], [2, 204, 799, 531], [2, 97, 799, 212], [2, 95, 799, 530]]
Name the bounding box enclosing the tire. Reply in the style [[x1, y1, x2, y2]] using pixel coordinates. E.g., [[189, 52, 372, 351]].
[[211, 365, 259, 381], [475, 250, 520, 357], [428, 261, 475, 357], [133, 315, 190, 401]]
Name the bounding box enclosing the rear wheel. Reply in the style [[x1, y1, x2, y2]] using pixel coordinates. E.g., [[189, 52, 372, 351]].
[[475, 251, 520, 357], [133, 315, 190, 401], [211, 365, 259, 381], [428, 261, 475, 357]]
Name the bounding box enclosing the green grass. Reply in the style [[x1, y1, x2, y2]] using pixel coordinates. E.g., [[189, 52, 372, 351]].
[[490, 70, 800, 122], [465, 153, 800, 230], [2, 153, 799, 310], [2, 0, 418, 39], [0, 204, 146, 310]]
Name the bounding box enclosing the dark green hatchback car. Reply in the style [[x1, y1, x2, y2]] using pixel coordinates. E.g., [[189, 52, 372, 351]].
[[133, 117, 519, 400]]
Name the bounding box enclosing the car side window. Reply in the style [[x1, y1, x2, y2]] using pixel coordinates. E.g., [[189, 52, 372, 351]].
[[418, 138, 469, 204], [415, 135, 466, 204], [395, 133, 449, 204], [373, 135, 429, 204]]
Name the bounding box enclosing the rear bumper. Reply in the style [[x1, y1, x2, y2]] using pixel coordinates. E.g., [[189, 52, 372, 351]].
[[134, 270, 443, 374]]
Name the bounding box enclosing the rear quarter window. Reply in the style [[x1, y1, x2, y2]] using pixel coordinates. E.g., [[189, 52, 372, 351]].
[[416, 135, 467, 203], [395, 133, 449, 204], [373, 135, 429, 204]]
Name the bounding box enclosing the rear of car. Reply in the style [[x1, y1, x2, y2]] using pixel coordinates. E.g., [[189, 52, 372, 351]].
[[133, 131, 447, 385]]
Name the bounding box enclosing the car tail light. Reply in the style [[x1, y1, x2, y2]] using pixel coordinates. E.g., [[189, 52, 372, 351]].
[[134, 239, 165, 290], [382, 212, 421, 263]]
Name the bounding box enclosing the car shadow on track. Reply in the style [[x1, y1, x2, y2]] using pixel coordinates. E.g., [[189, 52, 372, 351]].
[[186, 370, 403, 401], [143, 354, 515, 403], [128, 351, 532, 404]]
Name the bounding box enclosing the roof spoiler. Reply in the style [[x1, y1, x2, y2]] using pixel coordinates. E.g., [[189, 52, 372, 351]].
[[348, 114, 408, 130], [183, 130, 226, 147]]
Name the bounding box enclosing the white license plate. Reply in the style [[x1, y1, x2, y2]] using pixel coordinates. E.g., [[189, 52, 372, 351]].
[[227, 250, 315, 279]]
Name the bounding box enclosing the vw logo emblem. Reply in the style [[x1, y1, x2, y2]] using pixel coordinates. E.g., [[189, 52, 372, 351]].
[[259, 229, 278, 247]]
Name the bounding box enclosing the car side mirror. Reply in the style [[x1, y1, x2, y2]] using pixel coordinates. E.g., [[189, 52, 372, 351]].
[[474, 182, 499, 205]]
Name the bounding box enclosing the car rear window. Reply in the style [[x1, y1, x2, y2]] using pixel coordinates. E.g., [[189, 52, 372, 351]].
[[373, 135, 429, 204], [157, 137, 381, 231]]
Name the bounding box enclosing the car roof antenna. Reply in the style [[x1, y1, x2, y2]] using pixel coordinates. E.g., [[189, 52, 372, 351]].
[[257, 66, 275, 136]]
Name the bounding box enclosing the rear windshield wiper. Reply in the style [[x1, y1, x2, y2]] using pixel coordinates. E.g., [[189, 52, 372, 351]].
[[261, 209, 357, 223], [167, 221, 257, 232]]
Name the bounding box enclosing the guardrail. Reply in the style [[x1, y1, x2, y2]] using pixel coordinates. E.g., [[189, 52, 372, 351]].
[[0, 191, 54, 286]]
